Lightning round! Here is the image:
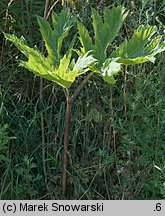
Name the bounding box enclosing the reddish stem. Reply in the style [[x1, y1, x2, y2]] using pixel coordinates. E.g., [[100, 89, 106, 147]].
[[62, 96, 71, 198], [46, 0, 60, 20], [62, 73, 94, 197], [44, 0, 50, 18]]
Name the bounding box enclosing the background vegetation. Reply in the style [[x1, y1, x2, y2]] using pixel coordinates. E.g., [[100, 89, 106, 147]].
[[0, 0, 165, 199]]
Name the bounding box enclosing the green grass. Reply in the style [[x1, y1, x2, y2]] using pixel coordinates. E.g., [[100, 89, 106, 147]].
[[0, 0, 165, 199]]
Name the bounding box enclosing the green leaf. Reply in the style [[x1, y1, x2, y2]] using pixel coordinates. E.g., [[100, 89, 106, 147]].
[[5, 9, 97, 89], [77, 21, 93, 54], [111, 25, 165, 65], [4, 33, 67, 87], [78, 6, 128, 64], [4, 33, 96, 89], [52, 8, 74, 58], [78, 7, 164, 86], [37, 16, 56, 64], [37, 7, 74, 65], [92, 6, 128, 62]]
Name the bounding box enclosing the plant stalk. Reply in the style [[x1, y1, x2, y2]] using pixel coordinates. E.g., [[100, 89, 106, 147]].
[[62, 73, 94, 197], [62, 92, 71, 198]]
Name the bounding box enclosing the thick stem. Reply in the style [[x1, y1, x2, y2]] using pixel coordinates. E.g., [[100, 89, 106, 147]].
[[62, 94, 71, 198], [62, 73, 94, 197]]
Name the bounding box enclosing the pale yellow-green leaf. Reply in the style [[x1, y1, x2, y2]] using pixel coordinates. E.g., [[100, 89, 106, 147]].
[[111, 25, 165, 65], [4, 30, 96, 89]]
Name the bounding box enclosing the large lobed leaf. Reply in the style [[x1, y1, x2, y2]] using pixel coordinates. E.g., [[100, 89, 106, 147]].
[[101, 25, 164, 85], [78, 7, 165, 85], [92, 6, 128, 63], [78, 6, 128, 64], [5, 7, 165, 88], [5, 33, 96, 89], [4, 33, 71, 88], [37, 7, 74, 65], [77, 6, 128, 84], [4, 8, 97, 89], [111, 25, 165, 65]]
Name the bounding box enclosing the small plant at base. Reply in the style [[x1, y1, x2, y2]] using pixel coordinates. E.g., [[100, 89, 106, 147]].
[[15, 155, 43, 199], [4, 6, 165, 198]]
